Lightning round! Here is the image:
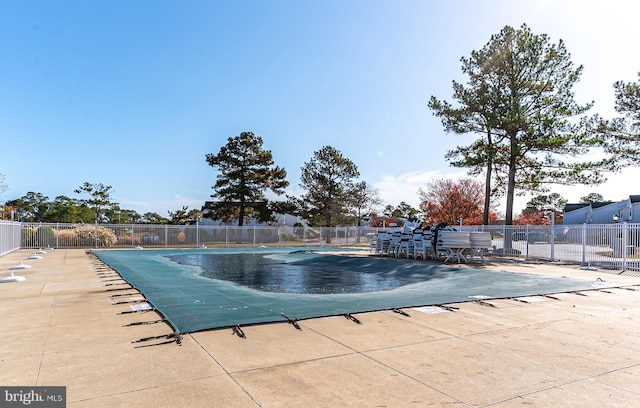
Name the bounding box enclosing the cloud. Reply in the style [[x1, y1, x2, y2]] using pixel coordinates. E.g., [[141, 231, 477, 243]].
[[549, 167, 640, 204], [373, 169, 470, 208]]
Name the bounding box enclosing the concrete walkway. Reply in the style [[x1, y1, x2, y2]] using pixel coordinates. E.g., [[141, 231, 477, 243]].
[[1, 249, 640, 407]]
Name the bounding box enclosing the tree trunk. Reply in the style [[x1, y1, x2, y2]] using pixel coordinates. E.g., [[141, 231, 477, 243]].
[[483, 159, 492, 226], [504, 143, 518, 250], [237, 200, 245, 244], [504, 158, 516, 225], [483, 129, 493, 226], [325, 202, 332, 244]]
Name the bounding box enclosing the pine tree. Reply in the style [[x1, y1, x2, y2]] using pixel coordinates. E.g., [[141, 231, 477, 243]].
[[205, 132, 288, 226], [295, 146, 359, 243], [430, 24, 607, 225]]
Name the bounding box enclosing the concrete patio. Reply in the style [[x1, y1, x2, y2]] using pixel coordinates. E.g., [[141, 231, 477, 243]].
[[1, 248, 639, 407]]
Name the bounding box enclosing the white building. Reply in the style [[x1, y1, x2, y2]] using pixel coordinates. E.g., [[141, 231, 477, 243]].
[[563, 195, 640, 224]]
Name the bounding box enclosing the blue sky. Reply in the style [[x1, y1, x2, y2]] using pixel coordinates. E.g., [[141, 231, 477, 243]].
[[1, 0, 639, 217]]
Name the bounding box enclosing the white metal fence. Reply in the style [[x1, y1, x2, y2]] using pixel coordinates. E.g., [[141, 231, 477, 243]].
[[457, 223, 640, 272], [19, 223, 372, 249], [15, 222, 640, 272], [0, 221, 22, 257]]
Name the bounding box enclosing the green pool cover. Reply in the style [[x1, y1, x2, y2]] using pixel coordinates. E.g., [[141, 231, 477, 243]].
[[94, 248, 614, 334]]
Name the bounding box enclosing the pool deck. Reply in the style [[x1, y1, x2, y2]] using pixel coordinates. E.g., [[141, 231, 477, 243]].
[[1, 248, 640, 407]]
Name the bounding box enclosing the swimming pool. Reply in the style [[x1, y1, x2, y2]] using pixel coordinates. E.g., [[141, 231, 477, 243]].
[[94, 248, 613, 334], [168, 251, 405, 294]]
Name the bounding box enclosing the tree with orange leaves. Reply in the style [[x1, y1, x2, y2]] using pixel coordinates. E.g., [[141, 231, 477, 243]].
[[514, 211, 550, 225], [418, 178, 497, 226]]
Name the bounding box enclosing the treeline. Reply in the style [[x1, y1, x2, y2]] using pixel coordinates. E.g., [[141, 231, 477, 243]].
[[2, 188, 198, 225]]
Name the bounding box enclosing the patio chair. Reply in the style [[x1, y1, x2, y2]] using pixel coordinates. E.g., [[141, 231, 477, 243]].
[[383, 232, 401, 256], [414, 230, 435, 260], [405, 229, 422, 259], [374, 231, 390, 255], [395, 233, 413, 258]]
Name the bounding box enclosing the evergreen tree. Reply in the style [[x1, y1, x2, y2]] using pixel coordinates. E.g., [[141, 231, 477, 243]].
[[142, 212, 169, 224], [347, 181, 382, 226], [43, 195, 94, 223], [430, 24, 607, 225], [590, 72, 640, 169], [384, 202, 422, 221], [5, 192, 50, 222], [520, 193, 566, 223], [579, 192, 608, 203], [74, 182, 115, 223], [205, 132, 288, 227], [167, 206, 190, 225], [295, 146, 359, 243]]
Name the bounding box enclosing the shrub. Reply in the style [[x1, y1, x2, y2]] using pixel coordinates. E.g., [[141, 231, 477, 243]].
[[131, 234, 143, 245], [68, 225, 118, 247], [305, 229, 321, 239], [22, 227, 37, 246], [116, 234, 134, 246], [36, 226, 56, 247], [56, 229, 77, 246]]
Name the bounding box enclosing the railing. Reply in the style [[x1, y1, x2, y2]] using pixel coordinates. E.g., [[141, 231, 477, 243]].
[[458, 223, 640, 272], [0, 221, 22, 257], [16, 222, 640, 272], [19, 223, 373, 249]]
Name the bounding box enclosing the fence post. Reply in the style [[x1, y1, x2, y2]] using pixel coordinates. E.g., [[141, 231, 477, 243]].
[[525, 224, 529, 260], [623, 222, 629, 271], [581, 223, 587, 266], [502, 224, 506, 254], [550, 212, 555, 261]]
